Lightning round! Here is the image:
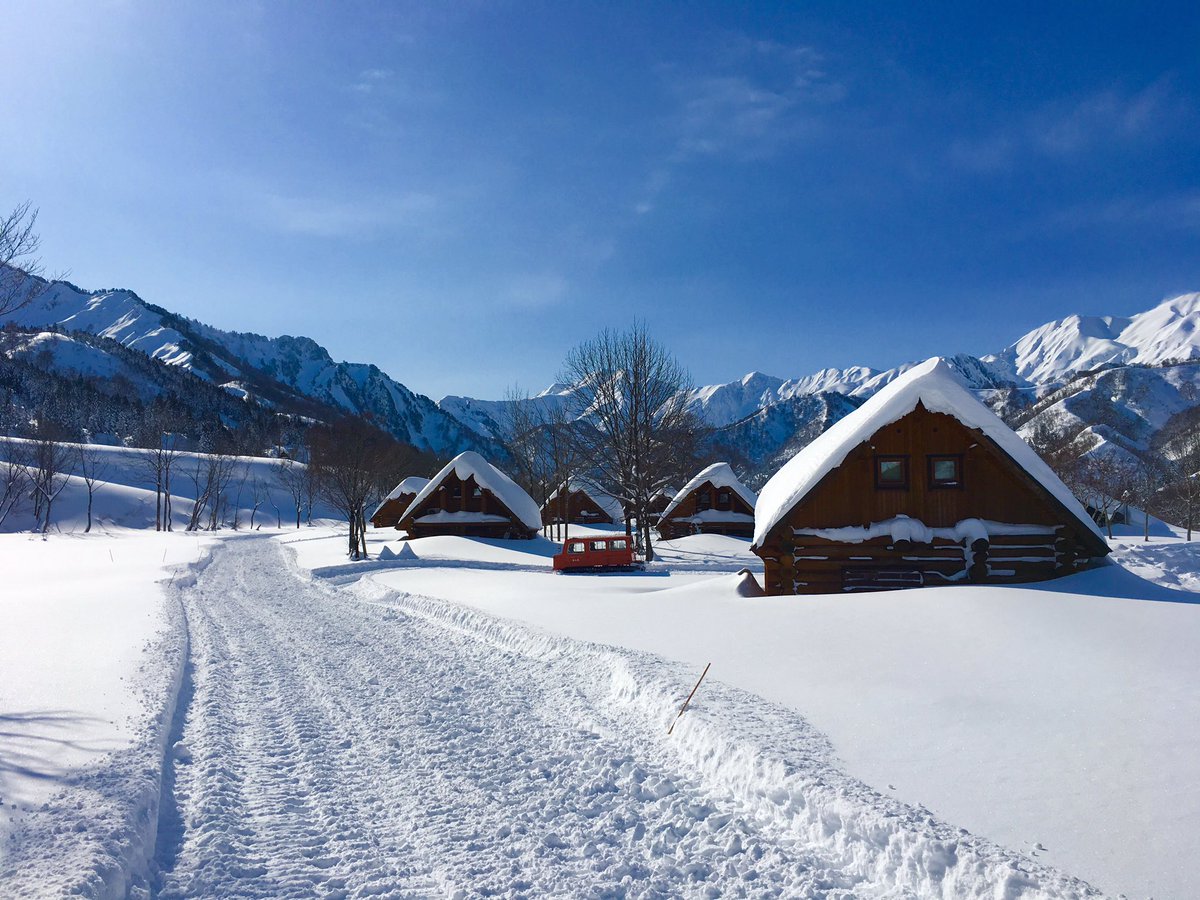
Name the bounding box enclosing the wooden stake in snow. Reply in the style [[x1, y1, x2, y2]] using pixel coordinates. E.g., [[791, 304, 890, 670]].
[[668, 662, 711, 735]]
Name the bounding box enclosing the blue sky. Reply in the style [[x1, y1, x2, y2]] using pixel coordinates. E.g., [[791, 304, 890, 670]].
[[3, 2, 1199, 399]]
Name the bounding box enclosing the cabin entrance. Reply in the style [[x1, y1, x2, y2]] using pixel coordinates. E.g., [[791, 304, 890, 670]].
[[841, 567, 924, 591]]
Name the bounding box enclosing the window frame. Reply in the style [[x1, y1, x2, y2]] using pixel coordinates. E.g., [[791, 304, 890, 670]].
[[873, 454, 910, 490], [927, 454, 965, 489]]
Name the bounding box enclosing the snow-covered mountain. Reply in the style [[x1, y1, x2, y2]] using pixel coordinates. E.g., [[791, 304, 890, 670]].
[[981, 293, 1200, 388], [3, 275, 493, 456], [438, 293, 1200, 479]]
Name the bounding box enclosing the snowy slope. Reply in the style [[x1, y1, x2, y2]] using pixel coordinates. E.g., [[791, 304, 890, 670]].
[[4, 274, 490, 455]]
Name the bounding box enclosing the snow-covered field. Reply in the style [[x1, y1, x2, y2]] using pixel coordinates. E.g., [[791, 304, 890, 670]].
[[318, 526, 1196, 900], [0, 529, 212, 895], [3, 504, 1198, 897]]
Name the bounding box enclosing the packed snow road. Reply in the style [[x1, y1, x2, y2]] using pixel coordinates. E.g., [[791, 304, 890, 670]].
[[154, 538, 1098, 898]]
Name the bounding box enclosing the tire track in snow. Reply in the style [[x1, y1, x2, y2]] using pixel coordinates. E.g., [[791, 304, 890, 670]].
[[158, 538, 1103, 898], [158, 538, 847, 897]]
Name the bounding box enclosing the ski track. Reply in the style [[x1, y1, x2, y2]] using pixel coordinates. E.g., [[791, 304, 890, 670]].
[[147, 537, 1104, 899]]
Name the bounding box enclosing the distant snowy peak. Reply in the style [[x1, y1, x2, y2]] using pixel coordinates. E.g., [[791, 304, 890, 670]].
[[3, 274, 489, 456], [982, 293, 1200, 388]]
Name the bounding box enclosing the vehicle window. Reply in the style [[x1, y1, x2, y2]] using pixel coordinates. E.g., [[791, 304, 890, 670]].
[[568, 542, 586, 553], [591, 541, 607, 551], [611, 539, 627, 551]]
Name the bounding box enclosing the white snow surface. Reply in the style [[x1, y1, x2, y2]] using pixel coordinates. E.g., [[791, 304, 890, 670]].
[[399, 450, 542, 531], [337, 529, 1200, 899], [660, 462, 758, 522], [150, 535, 1099, 898], [0, 530, 212, 897], [5, 516, 1199, 898], [753, 357, 1107, 547]]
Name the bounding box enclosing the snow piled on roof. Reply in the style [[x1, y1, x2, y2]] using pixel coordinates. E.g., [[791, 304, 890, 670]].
[[371, 477, 432, 520], [661, 463, 758, 521], [753, 357, 1106, 547], [401, 451, 541, 531], [385, 476, 430, 502], [545, 479, 625, 522]]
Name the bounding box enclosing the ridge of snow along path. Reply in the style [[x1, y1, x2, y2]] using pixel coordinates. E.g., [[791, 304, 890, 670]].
[[145, 537, 1095, 898]]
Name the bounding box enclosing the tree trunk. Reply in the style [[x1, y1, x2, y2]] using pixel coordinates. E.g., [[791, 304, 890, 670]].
[[85, 490, 93, 533]]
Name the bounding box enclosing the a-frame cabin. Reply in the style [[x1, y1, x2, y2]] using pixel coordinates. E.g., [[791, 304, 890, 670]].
[[370, 476, 431, 529], [657, 463, 757, 540], [541, 480, 624, 527], [752, 358, 1110, 594], [397, 451, 542, 540]]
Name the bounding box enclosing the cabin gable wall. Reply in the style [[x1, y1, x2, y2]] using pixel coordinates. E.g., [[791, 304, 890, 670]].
[[756, 405, 1107, 594], [659, 478, 755, 539]]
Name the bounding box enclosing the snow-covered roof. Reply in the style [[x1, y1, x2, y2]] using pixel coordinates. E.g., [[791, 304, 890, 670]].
[[371, 476, 431, 520], [384, 476, 430, 502], [544, 478, 625, 522], [660, 463, 758, 522], [752, 357, 1107, 547], [400, 451, 542, 531]]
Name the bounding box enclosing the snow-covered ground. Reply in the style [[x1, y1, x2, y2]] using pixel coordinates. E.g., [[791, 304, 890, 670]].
[[4, 505, 1198, 897], [300, 527, 1196, 900], [0, 529, 213, 896]]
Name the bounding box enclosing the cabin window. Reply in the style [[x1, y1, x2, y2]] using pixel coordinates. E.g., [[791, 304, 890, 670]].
[[568, 542, 586, 553], [591, 541, 608, 551], [874, 455, 909, 489], [472, 486, 482, 497], [928, 455, 963, 488], [717, 490, 730, 508], [611, 539, 628, 551], [697, 490, 712, 511]]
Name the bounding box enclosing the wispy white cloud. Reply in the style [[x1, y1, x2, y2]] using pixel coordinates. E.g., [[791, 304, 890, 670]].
[[949, 81, 1181, 172], [666, 41, 843, 163], [1043, 191, 1200, 233], [502, 272, 569, 309], [635, 37, 844, 214], [247, 189, 441, 239]]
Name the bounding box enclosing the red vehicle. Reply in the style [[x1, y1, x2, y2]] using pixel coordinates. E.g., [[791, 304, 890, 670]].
[[553, 536, 639, 572]]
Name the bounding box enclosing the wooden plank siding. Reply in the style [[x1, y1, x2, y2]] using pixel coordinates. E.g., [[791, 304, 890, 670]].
[[370, 494, 418, 529], [754, 404, 1109, 594]]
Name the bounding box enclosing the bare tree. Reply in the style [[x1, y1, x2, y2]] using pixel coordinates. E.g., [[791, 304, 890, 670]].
[[501, 386, 583, 540], [308, 419, 402, 559], [248, 477, 267, 529], [560, 323, 705, 560], [0, 200, 48, 317], [1080, 451, 1138, 540], [24, 426, 74, 535], [75, 444, 109, 533], [0, 451, 28, 528], [277, 458, 308, 528]]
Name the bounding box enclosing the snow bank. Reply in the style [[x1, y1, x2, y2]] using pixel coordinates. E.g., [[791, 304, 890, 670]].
[[753, 357, 1106, 547], [0, 533, 216, 898]]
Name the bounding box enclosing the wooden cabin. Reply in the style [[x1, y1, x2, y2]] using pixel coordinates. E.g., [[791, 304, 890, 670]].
[[657, 464, 757, 540], [541, 480, 624, 527], [397, 451, 542, 540], [643, 486, 677, 526], [370, 476, 430, 529], [752, 358, 1111, 594]]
